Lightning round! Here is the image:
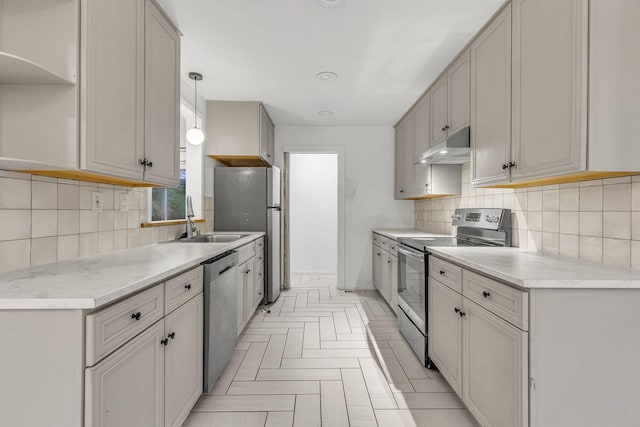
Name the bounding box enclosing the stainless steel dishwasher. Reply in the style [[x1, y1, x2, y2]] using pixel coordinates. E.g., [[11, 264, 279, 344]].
[[202, 250, 238, 393]]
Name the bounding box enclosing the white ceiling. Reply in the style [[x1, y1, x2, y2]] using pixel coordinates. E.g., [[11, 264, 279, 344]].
[[156, 0, 505, 126]]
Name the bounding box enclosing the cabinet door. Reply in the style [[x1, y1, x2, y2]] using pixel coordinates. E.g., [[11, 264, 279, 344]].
[[511, 0, 587, 181], [259, 106, 274, 165], [430, 75, 448, 146], [143, 0, 181, 186], [394, 117, 413, 199], [81, 0, 145, 181], [390, 254, 398, 314], [244, 259, 255, 323], [448, 50, 470, 136], [380, 251, 391, 305], [470, 4, 512, 186], [372, 246, 382, 290], [428, 278, 463, 396], [164, 295, 203, 427], [463, 299, 528, 427], [237, 261, 246, 335], [85, 321, 164, 427], [413, 93, 431, 196]]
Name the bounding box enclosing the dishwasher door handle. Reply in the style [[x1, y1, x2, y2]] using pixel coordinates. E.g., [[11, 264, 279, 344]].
[[219, 264, 234, 275]]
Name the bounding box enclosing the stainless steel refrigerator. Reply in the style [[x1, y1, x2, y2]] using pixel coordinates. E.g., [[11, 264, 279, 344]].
[[214, 167, 281, 303]]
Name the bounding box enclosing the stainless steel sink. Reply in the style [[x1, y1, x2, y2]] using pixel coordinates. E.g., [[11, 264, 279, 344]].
[[177, 233, 249, 243]]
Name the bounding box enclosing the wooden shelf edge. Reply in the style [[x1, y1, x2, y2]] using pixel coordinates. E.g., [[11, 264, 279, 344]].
[[18, 169, 165, 188], [140, 219, 206, 228], [209, 155, 270, 167], [484, 171, 640, 189]]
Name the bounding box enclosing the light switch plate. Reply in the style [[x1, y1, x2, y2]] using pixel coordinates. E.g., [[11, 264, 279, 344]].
[[91, 192, 102, 213], [119, 192, 129, 212]]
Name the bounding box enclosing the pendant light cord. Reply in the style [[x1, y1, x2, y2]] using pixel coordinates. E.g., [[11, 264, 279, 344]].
[[194, 78, 198, 129]]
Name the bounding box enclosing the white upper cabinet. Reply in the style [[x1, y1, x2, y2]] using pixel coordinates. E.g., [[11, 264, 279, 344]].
[[430, 51, 470, 147], [448, 50, 471, 136], [413, 92, 431, 195], [510, 0, 587, 181], [81, 0, 146, 181], [588, 0, 640, 172], [394, 114, 414, 199], [470, 4, 512, 186], [1, 0, 181, 187], [143, 0, 181, 186], [205, 101, 275, 167], [430, 75, 448, 146]]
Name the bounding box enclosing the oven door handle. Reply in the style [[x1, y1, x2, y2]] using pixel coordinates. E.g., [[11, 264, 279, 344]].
[[397, 246, 425, 262]]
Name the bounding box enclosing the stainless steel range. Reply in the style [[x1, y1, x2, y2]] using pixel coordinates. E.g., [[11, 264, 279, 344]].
[[396, 208, 512, 368]]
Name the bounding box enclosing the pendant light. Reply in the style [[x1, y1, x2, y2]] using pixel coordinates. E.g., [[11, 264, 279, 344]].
[[186, 72, 205, 145]]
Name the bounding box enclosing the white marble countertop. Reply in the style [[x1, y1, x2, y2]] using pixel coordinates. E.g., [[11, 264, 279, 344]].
[[373, 228, 450, 240], [429, 247, 640, 289], [0, 232, 264, 310]]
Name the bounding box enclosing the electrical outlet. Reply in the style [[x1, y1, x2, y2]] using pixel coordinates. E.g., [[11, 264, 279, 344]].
[[119, 192, 129, 212], [91, 192, 103, 213]]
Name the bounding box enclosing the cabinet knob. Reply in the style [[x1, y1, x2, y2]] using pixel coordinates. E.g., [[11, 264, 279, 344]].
[[445, 125, 450, 130], [147, 160, 153, 167], [139, 159, 146, 166], [459, 310, 466, 317], [439, 269, 445, 275], [185, 284, 192, 290], [377, 253, 381, 256], [131, 312, 141, 321], [246, 269, 251, 274], [508, 162, 517, 169], [387, 260, 391, 264], [482, 291, 491, 298], [454, 307, 460, 314], [400, 189, 404, 193], [502, 163, 509, 170], [160, 338, 169, 346], [168, 332, 176, 340]]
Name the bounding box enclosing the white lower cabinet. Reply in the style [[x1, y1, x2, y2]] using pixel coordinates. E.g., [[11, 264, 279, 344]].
[[236, 238, 265, 336], [164, 295, 204, 427], [85, 321, 165, 427], [428, 278, 463, 395], [429, 256, 528, 427], [463, 299, 528, 427], [372, 232, 399, 313]]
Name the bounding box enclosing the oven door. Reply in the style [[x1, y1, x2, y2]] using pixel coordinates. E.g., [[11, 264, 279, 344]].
[[397, 244, 426, 334]]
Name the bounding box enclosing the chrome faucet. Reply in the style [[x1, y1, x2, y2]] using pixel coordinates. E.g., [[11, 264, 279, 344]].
[[186, 195, 198, 238]]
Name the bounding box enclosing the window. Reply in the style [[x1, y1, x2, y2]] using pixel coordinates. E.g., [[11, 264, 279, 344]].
[[151, 168, 186, 221]]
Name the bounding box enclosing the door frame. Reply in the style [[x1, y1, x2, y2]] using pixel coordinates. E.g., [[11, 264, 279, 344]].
[[282, 146, 346, 290]]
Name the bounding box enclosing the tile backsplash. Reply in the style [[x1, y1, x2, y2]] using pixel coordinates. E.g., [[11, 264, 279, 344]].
[[415, 163, 640, 270], [0, 170, 207, 274]]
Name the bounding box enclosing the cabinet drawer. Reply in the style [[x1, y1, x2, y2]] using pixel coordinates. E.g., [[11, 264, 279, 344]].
[[389, 240, 398, 254], [238, 242, 256, 265], [462, 270, 528, 330], [255, 237, 264, 253], [86, 284, 164, 366], [165, 266, 203, 314], [379, 236, 391, 251], [429, 257, 463, 293]]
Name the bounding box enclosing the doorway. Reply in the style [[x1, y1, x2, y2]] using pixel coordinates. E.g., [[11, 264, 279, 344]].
[[284, 152, 341, 289]]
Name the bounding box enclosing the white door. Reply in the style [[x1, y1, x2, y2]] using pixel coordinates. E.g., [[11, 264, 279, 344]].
[[510, 0, 587, 181], [81, 0, 145, 180], [463, 299, 528, 427], [394, 123, 407, 199], [470, 4, 512, 185], [85, 321, 164, 427], [164, 295, 203, 427], [143, 0, 180, 186], [428, 278, 463, 396]]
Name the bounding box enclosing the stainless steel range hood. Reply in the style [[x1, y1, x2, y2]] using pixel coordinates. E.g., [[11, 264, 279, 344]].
[[414, 126, 470, 165]]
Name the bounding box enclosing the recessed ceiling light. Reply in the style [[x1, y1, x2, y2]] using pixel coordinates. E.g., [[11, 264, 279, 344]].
[[318, 110, 334, 116], [317, 0, 346, 8], [316, 71, 338, 81]]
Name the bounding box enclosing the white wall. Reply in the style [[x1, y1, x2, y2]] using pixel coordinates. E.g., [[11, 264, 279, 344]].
[[290, 154, 338, 274], [275, 126, 414, 290]]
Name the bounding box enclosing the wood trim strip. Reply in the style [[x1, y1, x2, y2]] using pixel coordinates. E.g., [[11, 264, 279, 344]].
[[140, 219, 205, 228]]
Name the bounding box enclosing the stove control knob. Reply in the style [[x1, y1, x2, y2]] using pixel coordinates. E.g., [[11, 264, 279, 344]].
[[486, 215, 500, 223], [451, 214, 462, 220]]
